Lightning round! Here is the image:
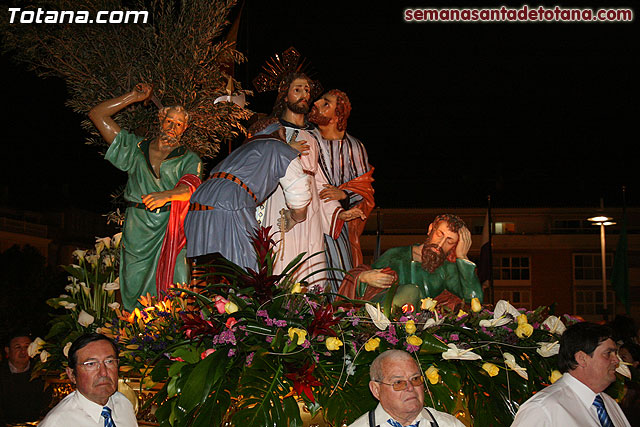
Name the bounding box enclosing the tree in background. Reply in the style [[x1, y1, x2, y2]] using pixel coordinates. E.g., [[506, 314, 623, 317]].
[[1, 0, 251, 159]]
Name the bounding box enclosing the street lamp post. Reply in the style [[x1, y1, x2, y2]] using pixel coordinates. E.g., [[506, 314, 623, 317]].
[[587, 215, 615, 321]]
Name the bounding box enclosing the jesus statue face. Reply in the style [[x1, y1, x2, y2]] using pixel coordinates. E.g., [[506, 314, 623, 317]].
[[285, 77, 311, 114]]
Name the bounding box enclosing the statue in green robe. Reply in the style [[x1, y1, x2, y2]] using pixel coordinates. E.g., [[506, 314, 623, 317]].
[[338, 214, 483, 307], [89, 84, 202, 310]]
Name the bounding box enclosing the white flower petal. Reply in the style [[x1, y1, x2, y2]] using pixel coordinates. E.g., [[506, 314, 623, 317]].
[[442, 343, 482, 360], [536, 341, 560, 357], [494, 300, 521, 319], [365, 303, 390, 330], [77, 310, 95, 327], [542, 315, 566, 335], [479, 317, 512, 328], [616, 355, 632, 379]]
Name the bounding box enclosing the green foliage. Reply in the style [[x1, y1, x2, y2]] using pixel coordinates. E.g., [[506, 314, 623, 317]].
[[1, 0, 252, 158]]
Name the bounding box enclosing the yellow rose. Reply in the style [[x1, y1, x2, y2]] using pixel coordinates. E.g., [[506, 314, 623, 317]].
[[471, 297, 482, 312], [224, 301, 239, 314], [291, 283, 302, 294], [421, 298, 437, 311], [288, 327, 307, 345], [405, 320, 417, 335], [365, 337, 381, 352], [517, 314, 528, 325], [515, 322, 534, 338], [426, 366, 440, 384], [325, 337, 343, 351], [549, 370, 563, 384], [482, 362, 500, 377], [406, 335, 423, 347]]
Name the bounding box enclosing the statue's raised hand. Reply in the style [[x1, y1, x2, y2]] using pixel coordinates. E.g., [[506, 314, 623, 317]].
[[132, 83, 153, 103], [456, 225, 472, 260]]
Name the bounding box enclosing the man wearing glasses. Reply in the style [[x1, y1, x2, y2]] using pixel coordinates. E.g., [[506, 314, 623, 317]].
[[39, 333, 138, 426], [349, 350, 464, 427]]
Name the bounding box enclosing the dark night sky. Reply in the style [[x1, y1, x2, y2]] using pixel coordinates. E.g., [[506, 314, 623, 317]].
[[1, 0, 638, 214]]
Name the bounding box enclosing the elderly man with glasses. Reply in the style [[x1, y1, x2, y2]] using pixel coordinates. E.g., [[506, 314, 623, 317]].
[[39, 333, 138, 426], [349, 349, 464, 427]]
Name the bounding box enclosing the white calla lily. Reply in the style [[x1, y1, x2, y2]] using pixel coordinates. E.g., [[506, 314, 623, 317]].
[[542, 315, 566, 335], [63, 342, 73, 358], [77, 310, 95, 327], [40, 350, 50, 363], [113, 232, 123, 247], [365, 303, 390, 330], [72, 249, 87, 260], [103, 281, 120, 291], [27, 337, 45, 358], [442, 343, 482, 361], [504, 352, 528, 379], [536, 341, 560, 357]]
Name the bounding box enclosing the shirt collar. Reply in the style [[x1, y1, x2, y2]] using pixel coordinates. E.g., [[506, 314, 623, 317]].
[[75, 390, 115, 423], [8, 360, 30, 373], [565, 372, 598, 409], [375, 403, 430, 426]]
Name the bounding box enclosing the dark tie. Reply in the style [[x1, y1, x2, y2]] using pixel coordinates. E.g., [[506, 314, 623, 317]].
[[387, 418, 420, 427], [592, 395, 613, 427], [101, 406, 117, 427]]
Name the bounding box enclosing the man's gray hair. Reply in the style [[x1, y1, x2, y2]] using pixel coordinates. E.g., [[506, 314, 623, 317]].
[[370, 349, 416, 381], [158, 105, 190, 125]]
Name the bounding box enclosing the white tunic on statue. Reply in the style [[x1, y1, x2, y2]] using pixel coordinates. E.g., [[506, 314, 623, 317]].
[[257, 123, 343, 289]]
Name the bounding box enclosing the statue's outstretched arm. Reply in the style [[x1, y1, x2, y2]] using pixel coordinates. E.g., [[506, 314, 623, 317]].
[[88, 83, 152, 144]]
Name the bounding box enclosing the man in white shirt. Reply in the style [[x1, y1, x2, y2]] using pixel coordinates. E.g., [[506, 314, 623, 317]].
[[349, 350, 465, 427], [39, 333, 138, 427], [511, 322, 631, 427]]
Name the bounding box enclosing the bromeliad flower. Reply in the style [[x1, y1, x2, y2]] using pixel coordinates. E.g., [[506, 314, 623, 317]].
[[180, 312, 219, 340], [285, 362, 322, 403], [308, 304, 339, 338]]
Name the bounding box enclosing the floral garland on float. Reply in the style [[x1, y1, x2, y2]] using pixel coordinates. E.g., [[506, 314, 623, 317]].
[[29, 228, 634, 426]]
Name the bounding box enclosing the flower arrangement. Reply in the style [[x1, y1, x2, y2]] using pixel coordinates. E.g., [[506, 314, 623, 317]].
[[29, 234, 122, 375], [29, 227, 633, 426], [133, 227, 622, 427]]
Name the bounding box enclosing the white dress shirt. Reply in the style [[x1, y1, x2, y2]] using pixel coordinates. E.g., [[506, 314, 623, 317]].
[[349, 402, 465, 427], [511, 372, 630, 426], [39, 390, 138, 427]]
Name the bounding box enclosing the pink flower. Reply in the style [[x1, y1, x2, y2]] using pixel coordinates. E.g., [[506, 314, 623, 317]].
[[214, 295, 229, 314]]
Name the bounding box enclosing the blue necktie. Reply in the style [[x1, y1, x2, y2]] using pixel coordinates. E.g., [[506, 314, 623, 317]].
[[592, 395, 613, 427], [101, 406, 117, 427], [387, 418, 420, 427]]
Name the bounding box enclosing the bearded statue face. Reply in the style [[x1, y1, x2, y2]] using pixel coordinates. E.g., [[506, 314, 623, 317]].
[[308, 93, 338, 126], [285, 77, 311, 114], [158, 107, 188, 147], [421, 220, 460, 272]]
